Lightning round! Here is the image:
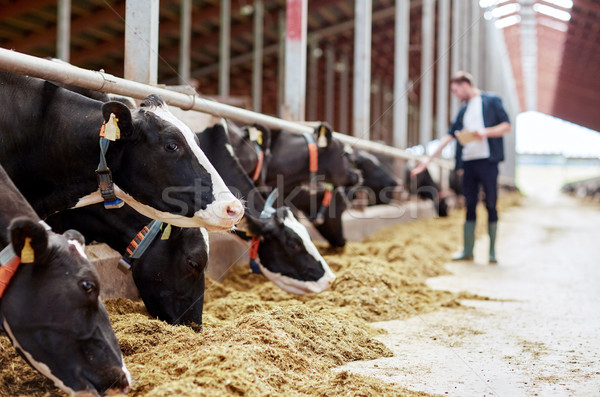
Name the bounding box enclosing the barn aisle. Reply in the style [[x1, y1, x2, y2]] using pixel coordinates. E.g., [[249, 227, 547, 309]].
[[339, 192, 600, 396]]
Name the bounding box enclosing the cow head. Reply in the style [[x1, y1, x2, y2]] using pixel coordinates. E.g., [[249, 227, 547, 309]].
[[225, 120, 272, 186], [242, 207, 335, 295], [0, 218, 130, 395], [102, 95, 244, 232], [131, 226, 209, 326], [347, 147, 400, 205], [314, 123, 362, 188], [312, 188, 348, 248], [267, 123, 361, 194]]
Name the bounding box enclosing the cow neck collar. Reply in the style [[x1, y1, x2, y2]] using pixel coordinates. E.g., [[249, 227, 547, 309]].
[[96, 120, 124, 210], [301, 133, 319, 195], [312, 183, 334, 226], [248, 188, 278, 274], [0, 221, 52, 298], [251, 141, 265, 182], [117, 220, 164, 273]]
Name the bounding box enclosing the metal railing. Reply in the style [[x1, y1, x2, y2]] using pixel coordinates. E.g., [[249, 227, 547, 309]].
[[0, 48, 453, 169]]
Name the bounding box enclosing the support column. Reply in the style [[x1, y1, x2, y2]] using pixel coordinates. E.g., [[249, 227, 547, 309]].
[[461, 0, 471, 73], [284, 0, 308, 121], [219, 0, 231, 97], [178, 0, 192, 84], [470, 1, 481, 84], [57, 0, 71, 62], [277, 10, 286, 116], [372, 76, 382, 141], [338, 55, 349, 133], [521, 0, 538, 110], [325, 43, 335, 124], [419, 0, 435, 145], [307, 39, 320, 121], [393, 0, 410, 148], [436, 0, 450, 139], [353, 0, 372, 139], [450, 0, 463, 117], [252, 0, 264, 112], [125, 0, 159, 84]]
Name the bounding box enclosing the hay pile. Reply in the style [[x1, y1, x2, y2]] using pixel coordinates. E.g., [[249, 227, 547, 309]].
[[0, 193, 521, 396]]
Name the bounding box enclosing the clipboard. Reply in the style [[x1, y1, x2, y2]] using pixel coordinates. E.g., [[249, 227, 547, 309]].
[[455, 130, 480, 145]]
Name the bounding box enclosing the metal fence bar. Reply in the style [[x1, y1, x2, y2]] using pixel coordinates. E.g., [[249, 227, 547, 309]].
[[0, 48, 453, 168]]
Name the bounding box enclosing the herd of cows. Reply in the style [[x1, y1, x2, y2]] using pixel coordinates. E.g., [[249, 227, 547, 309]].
[[0, 70, 452, 395]]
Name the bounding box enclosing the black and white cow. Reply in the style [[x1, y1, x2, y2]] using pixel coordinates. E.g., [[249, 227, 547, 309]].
[[46, 204, 209, 326], [346, 147, 401, 205], [406, 167, 449, 217], [0, 71, 243, 231], [265, 123, 362, 195], [197, 123, 335, 294], [0, 166, 130, 395], [288, 185, 348, 248]]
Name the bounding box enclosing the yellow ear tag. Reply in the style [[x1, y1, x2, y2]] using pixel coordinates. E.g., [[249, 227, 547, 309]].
[[20, 237, 35, 263], [103, 113, 120, 141], [160, 224, 172, 240], [249, 127, 263, 145], [318, 126, 328, 148]]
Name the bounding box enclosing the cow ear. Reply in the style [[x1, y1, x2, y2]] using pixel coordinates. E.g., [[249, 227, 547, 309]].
[[102, 101, 133, 139], [314, 122, 333, 148], [63, 229, 86, 246], [8, 217, 48, 263], [253, 123, 271, 152], [244, 124, 271, 152]]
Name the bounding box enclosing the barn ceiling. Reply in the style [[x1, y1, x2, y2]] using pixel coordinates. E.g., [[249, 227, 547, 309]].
[[0, 0, 599, 136]]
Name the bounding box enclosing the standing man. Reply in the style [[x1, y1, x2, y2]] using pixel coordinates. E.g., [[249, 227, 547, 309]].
[[411, 71, 511, 263]]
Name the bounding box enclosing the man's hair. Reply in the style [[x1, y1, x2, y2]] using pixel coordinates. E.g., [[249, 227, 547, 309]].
[[450, 71, 474, 86]]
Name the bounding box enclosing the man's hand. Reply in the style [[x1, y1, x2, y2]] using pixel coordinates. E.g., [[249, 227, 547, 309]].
[[410, 161, 428, 177]]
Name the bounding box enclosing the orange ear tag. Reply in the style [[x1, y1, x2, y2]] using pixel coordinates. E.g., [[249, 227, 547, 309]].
[[20, 237, 35, 263], [103, 113, 120, 141]]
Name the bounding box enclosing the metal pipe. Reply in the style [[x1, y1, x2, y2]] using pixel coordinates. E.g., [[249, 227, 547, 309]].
[[353, 0, 372, 139], [219, 0, 231, 97], [419, 0, 435, 145], [0, 48, 452, 167], [178, 0, 192, 84], [252, 0, 264, 112], [56, 0, 71, 62], [284, 0, 308, 121], [393, 0, 409, 148]]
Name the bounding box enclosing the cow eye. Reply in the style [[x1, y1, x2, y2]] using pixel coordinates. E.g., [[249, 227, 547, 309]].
[[165, 142, 179, 152], [80, 280, 96, 294]]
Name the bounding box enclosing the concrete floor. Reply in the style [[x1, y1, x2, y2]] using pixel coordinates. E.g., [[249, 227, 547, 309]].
[[339, 192, 600, 397]]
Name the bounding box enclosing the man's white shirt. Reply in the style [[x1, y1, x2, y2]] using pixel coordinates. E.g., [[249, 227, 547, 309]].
[[461, 95, 490, 161]]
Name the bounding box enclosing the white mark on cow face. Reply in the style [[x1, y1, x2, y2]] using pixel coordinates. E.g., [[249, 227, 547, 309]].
[[200, 227, 209, 257], [121, 357, 132, 391], [278, 209, 336, 293], [3, 319, 76, 396], [68, 240, 88, 259], [225, 143, 235, 157], [256, 261, 334, 295], [142, 104, 244, 229]]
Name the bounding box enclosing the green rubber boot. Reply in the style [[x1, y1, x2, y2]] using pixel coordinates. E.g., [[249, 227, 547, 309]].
[[452, 221, 476, 261], [488, 222, 498, 264]]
